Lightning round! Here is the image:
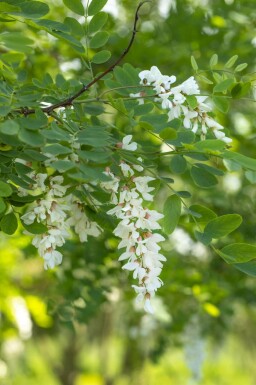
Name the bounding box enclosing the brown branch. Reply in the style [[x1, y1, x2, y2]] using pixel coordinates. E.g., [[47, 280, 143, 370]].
[[17, 1, 150, 116]]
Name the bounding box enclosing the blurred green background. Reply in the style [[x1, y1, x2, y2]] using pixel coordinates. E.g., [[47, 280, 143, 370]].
[[1, 0, 256, 384]]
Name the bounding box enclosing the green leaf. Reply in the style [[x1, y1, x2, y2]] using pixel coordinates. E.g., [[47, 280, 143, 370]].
[[219, 243, 256, 264], [0, 3, 20, 13], [63, 0, 84, 16], [186, 95, 198, 109], [212, 72, 223, 83], [0, 212, 18, 235], [223, 159, 241, 172], [77, 165, 110, 182], [191, 55, 198, 71], [194, 230, 212, 245], [234, 261, 256, 277], [245, 170, 256, 184], [64, 17, 84, 37], [88, 0, 108, 16], [190, 166, 218, 188], [51, 160, 76, 172], [18, 128, 44, 146], [51, 31, 84, 52], [204, 214, 242, 239], [0, 120, 19, 135], [10, 1, 49, 19], [36, 19, 70, 33], [231, 82, 251, 98], [90, 31, 109, 49], [170, 155, 187, 174], [134, 103, 154, 116], [210, 53, 218, 68], [43, 144, 71, 156], [223, 151, 256, 171], [77, 150, 111, 162], [1, 52, 25, 63], [92, 50, 111, 64], [25, 150, 48, 162], [189, 204, 217, 224], [168, 130, 195, 146], [175, 190, 191, 198], [212, 96, 229, 113], [0, 197, 6, 214], [0, 181, 12, 197], [159, 128, 177, 140], [195, 163, 224, 176], [21, 221, 48, 235], [0, 32, 34, 52], [193, 139, 226, 152], [113, 66, 135, 87], [234, 63, 248, 72], [213, 78, 234, 93], [77, 126, 111, 147], [163, 195, 181, 234], [89, 12, 108, 34], [224, 55, 238, 68], [198, 75, 213, 85]]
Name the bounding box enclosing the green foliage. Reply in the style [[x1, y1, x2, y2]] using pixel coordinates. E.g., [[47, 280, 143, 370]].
[[1, 2, 256, 383], [163, 194, 181, 234], [204, 214, 242, 240]]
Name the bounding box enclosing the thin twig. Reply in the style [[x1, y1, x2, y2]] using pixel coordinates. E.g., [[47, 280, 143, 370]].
[[16, 1, 150, 116]]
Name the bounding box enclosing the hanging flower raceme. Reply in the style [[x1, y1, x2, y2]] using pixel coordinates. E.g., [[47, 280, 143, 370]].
[[21, 175, 70, 269], [21, 174, 102, 269], [131, 66, 232, 143], [102, 135, 166, 314]]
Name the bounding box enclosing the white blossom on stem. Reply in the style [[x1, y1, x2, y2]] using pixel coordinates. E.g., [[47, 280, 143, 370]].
[[134, 66, 232, 143], [104, 136, 166, 314]]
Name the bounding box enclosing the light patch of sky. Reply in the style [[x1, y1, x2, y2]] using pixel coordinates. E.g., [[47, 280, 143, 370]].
[[103, 0, 120, 18], [158, 0, 176, 18], [233, 113, 251, 135], [223, 174, 241, 194], [81, 0, 120, 18], [60, 58, 82, 74], [11, 297, 33, 340]]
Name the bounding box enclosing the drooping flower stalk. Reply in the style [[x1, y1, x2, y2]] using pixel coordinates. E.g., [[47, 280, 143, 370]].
[[103, 136, 166, 313], [21, 174, 102, 269]]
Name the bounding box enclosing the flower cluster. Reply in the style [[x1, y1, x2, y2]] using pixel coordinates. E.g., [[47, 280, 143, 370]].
[[102, 136, 166, 314], [21, 172, 101, 269], [131, 66, 231, 143], [22, 175, 70, 269]]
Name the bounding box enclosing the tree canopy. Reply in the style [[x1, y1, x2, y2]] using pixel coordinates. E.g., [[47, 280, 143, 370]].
[[0, 0, 256, 384]]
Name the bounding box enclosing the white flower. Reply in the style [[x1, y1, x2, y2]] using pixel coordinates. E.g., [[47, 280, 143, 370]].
[[119, 162, 134, 177], [182, 106, 198, 129], [133, 176, 155, 201], [181, 76, 200, 95], [213, 130, 232, 143], [36, 173, 48, 191], [159, 92, 173, 109], [21, 211, 36, 225], [49, 176, 67, 197], [105, 138, 166, 314], [144, 297, 154, 314], [122, 135, 137, 151], [139, 66, 176, 92], [168, 104, 182, 120], [67, 202, 102, 242], [43, 249, 63, 269], [196, 96, 212, 112], [133, 157, 144, 172]]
